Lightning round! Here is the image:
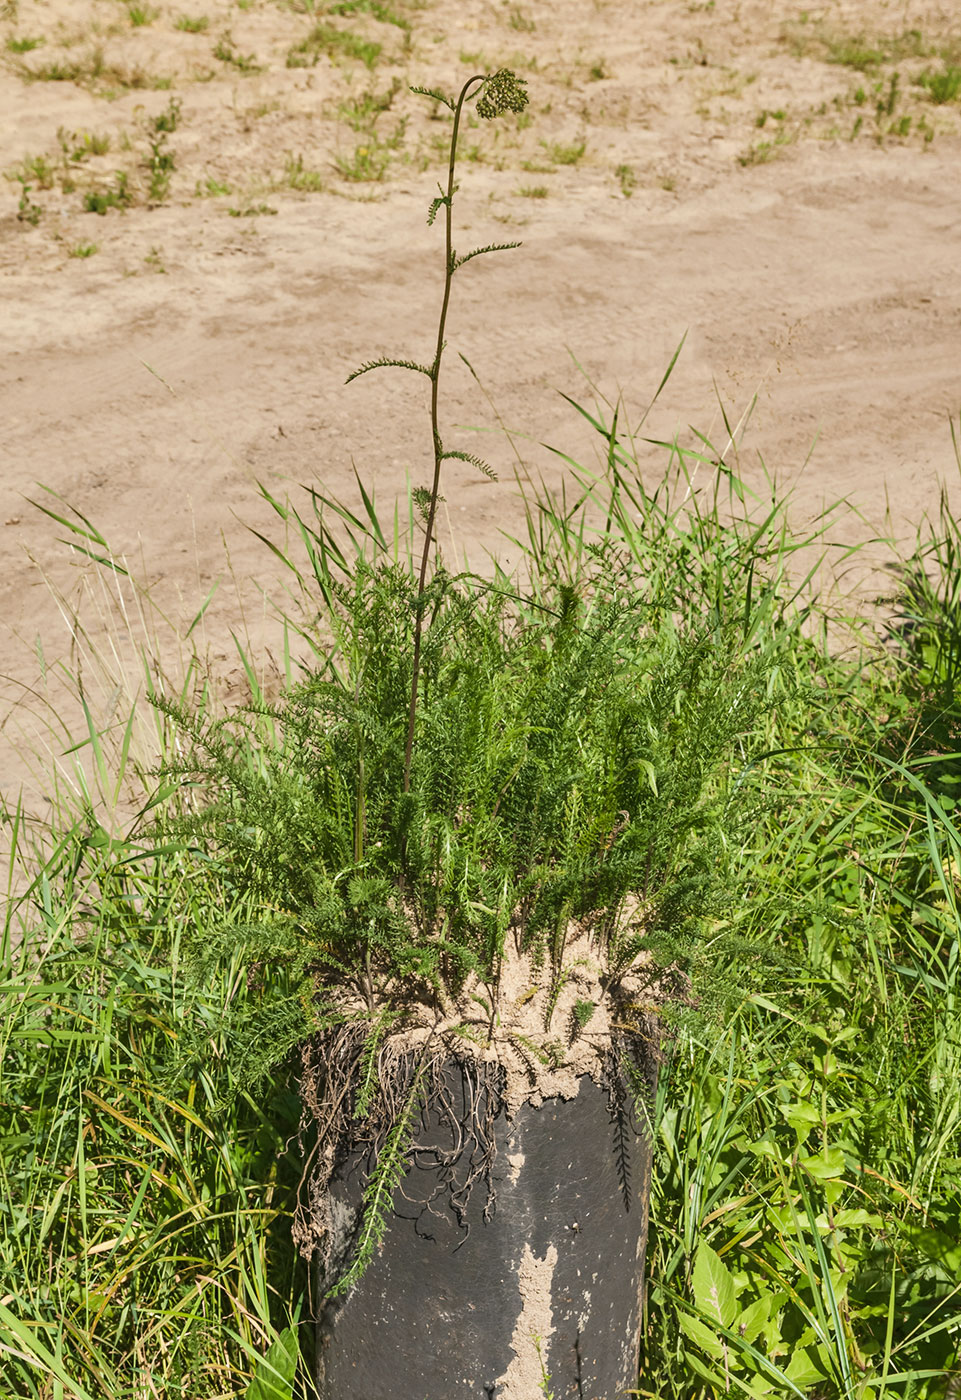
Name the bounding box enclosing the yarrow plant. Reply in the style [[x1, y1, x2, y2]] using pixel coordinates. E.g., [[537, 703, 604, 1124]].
[[151, 67, 780, 1300]]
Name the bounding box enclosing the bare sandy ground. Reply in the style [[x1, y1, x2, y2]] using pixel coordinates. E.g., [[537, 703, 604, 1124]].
[[2, 0, 961, 831]]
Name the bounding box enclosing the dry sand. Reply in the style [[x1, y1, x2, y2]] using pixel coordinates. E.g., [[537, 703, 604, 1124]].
[[2, 0, 960, 825]]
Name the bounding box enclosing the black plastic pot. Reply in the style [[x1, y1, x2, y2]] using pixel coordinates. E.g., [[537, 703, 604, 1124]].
[[314, 1059, 653, 1400]]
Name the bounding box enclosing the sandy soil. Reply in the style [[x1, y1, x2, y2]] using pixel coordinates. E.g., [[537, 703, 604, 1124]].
[[2, 0, 961, 830]]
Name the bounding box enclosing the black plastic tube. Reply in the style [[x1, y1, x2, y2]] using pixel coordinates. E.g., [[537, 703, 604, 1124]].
[[315, 1064, 653, 1399]]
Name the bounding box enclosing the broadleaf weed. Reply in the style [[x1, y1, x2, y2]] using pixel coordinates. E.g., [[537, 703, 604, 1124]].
[[15, 178, 42, 224]]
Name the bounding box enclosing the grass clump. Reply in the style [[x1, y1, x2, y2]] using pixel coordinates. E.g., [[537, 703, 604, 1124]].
[[541, 136, 586, 165], [332, 120, 405, 180], [507, 6, 536, 32], [14, 45, 167, 93], [175, 12, 210, 31], [5, 152, 56, 188], [283, 151, 326, 190], [918, 64, 961, 104], [145, 133, 174, 200], [6, 33, 44, 52], [333, 139, 389, 180], [338, 76, 401, 129], [127, 3, 158, 26], [197, 174, 231, 195], [15, 51, 90, 83], [328, 0, 410, 33], [83, 172, 133, 213], [784, 23, 931, 72], [58, 126, 112, 160], [615, 161, 635, 196], [286, 22, 381, 70], [0, 855, 307, 1398], [152, 95, 182, 132], [738, 111, 796, 165], [825, 36, 887, 70], [228, 200, 278, 215]]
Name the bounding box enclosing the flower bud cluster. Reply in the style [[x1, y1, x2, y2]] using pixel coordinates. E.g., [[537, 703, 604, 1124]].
[[476, 68, 529, 120]]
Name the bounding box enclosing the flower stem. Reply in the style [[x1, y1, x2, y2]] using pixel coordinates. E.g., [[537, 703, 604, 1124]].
[[402, 74, 486, 794]]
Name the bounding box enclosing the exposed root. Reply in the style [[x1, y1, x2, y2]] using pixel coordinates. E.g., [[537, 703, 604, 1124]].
[[293, 923, 670, 1290]]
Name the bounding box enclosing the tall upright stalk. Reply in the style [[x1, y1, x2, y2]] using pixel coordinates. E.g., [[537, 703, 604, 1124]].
[[346, 69, 529, 793]]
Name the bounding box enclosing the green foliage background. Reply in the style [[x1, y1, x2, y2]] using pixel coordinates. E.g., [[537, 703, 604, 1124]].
[[3, 66, 961, 1390], [3, 402, 961, 1395]]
